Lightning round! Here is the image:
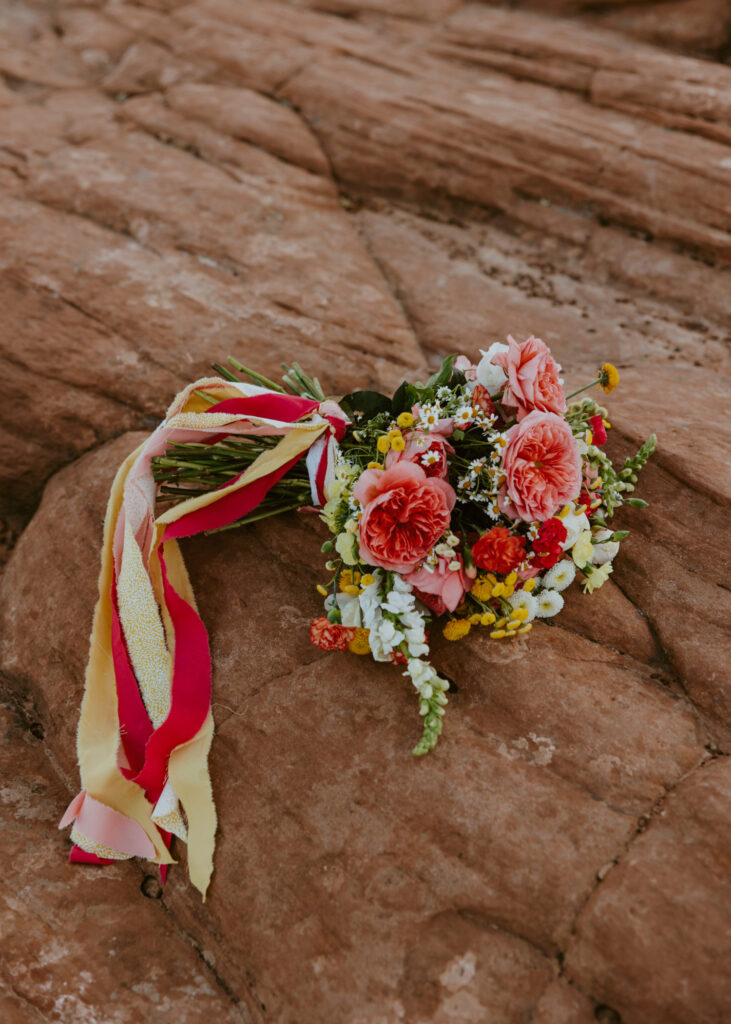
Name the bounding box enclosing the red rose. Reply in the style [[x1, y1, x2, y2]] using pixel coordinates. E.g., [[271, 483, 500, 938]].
[[589, 414, 607, 446], [310, 618, 355, 652], [472, 527, 526, 575], [532, 517, 568, 569]]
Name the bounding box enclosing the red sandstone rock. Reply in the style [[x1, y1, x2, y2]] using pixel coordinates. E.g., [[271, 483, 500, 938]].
[[1, 1, 730, 1020], [0, 700, 249, 1021]]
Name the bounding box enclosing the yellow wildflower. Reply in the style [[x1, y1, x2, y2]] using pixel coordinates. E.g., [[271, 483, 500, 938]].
[[339, 569, 361, 591], [572, 530, 594, 567], [367, 461, 382, 471], [470, 577, 493, 601], [598, 363, 619, 394], [348, 628, 371, 655], [360, 573, 375, 587], [490, 629, 507, 639], [469, 613, 482, 625], [376, 435, 390, 454], [523, 578, 537, 592], [492, 582, 506, 597], [390, 434, 406, 452], [582, 563, 613, 594], [443, 619, 471, 641], [480, 611, 496, 626], [316, 584, 328, 597], [397, 412, 414, 429], [335, 531, 358, 565]]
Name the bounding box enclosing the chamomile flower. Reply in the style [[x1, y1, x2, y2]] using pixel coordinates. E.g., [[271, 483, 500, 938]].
[[535, 590, 564, 618], [418, 402, 441, 431], [454, 405, 473, 427]]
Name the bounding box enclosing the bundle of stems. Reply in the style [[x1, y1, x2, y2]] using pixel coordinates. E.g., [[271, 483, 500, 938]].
[[152, 359, 324, 532]]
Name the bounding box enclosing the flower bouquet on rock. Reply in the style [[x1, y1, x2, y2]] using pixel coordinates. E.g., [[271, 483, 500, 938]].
[[153, 339, 655, 756], [62, 335, 654, 896]]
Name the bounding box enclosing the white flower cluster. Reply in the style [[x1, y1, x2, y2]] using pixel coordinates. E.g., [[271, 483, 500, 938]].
[[359, 573, 428, 662], [359, 573, 448, 701]]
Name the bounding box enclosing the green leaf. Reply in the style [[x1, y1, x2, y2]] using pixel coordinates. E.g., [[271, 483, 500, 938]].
[[339, 390, 392, 422], [391, 381, 420, 417], [427, 354, 456, 391]]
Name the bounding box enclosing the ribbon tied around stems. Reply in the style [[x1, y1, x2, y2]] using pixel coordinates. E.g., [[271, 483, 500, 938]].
[[59, 378, 348, 898]]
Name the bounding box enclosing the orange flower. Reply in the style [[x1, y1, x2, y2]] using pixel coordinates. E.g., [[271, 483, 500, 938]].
[[309, 618, 355, 652], [471, 527, 526, 575]]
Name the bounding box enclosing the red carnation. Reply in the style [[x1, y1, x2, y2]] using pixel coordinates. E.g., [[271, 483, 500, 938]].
[[577, 490, 593, 512], [472, 384, 497, 419], [310, 617, 355, 652], [589, 414, 607, 446], [531, 517, 568, 569], [472, 527, 526, 575]]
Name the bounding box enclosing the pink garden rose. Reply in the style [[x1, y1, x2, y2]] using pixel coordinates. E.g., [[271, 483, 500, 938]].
[[385, 430, 453, 479], [501, 411, 581, 522], [492, 335, 566, 421], [353, 462, 455, 572], [406, 552, 474, 615]]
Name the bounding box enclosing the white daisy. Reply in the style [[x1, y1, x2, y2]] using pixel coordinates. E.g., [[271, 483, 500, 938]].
[[542, 560, 576, 592], [507, 590, 539, 622], [535, 590, 565, 618]]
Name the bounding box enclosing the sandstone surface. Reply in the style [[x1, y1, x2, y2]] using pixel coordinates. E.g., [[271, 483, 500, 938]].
[[1, 1, 730, 1022]]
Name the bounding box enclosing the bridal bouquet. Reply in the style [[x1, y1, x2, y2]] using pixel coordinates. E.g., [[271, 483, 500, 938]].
[[61, 336, 654, 896]]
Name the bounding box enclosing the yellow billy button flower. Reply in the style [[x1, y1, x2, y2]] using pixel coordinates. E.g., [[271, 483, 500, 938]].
[[510, 607, 529, 622], [348, 628, 371, 655], [339, 569, 361, 591], [360, 573, 375, 587], [376, 435, 390, 454], [316, 584, 328, 597], [443, 619, 471, 641], [480, 611, 496, 626], [523, 578, 537, 592], [469, 613, 482, 625], [492, 582, 506, 597], [343, 585, 360, 596], [518, 624, 533, 634], [470, 577, 493, 601], [367, 461, 383, 471], [490, 629, 507, 639], [598, 363, 619, 394], [390, 434, 406, 452], [507, 620, 521, 631], [397, 412, 414, 429], [572, 530, 594, 567]]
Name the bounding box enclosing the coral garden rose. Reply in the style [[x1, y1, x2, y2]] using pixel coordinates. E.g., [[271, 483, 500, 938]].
[[386, 430, 453, 479], [492, 335, 566, 421], [406, 552, 474, 615], [471, 527, 526, 575], [310, 618, 355, 652], [353, 462, 455, 572], [501, 411, 582, 522]]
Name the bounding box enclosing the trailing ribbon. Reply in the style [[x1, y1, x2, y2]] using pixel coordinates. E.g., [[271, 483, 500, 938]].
[[60, 378, 347, 897]]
